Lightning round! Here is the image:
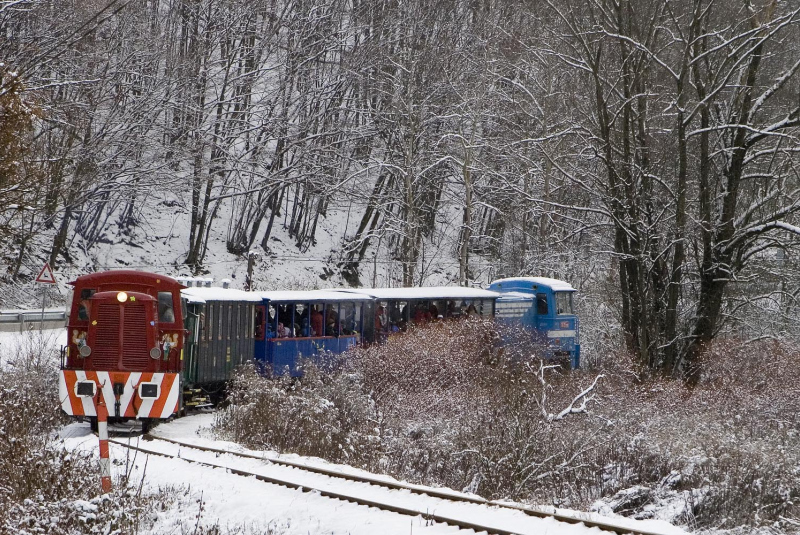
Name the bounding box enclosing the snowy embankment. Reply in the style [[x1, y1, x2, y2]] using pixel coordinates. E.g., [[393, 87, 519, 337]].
[[60, 413, 686, 535], [0, 326, 66, 368]]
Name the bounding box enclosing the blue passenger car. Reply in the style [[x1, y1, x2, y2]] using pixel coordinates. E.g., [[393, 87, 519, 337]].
[[488, 277, 580, 368], [334, 286, 499, 343], [253, 290, 373, 376]]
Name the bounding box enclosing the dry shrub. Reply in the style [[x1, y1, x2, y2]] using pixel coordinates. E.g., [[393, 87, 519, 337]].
[[216, 319, 607, 499], [216, 361, 380, 465], [0, 335, 95, 505], [214, 325, 800, 532], [348, 319, 502, 423], [2, 491, 163, 535], [675, 340, 800, 528], [587, 340, 800, 530], [0, 371, 92, 502]]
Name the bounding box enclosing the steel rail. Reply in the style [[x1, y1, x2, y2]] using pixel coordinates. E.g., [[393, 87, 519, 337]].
[[111, 437, 521, 535], [111, 434, 670, 535]]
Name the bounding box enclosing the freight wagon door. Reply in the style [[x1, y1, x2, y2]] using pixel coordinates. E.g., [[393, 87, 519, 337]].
[[183, 306, 199, 384]]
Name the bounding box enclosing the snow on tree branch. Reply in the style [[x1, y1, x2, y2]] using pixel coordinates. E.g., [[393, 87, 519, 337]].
[[551, 373, 604, 422]]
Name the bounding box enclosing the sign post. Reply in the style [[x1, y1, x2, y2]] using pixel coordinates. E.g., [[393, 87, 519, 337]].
[[35, 263, 57, 332]]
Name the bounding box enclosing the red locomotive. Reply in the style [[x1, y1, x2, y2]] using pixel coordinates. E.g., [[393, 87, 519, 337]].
[[58, 270, 185, 431]]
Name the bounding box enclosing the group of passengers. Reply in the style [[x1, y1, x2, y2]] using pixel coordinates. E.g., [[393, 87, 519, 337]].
[[374, 299, 479, 335], [268, 304, 357, 339], [260, 299, 482, 341]]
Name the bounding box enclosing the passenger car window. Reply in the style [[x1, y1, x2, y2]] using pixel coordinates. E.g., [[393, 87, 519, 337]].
[[206, 303, 215, 340], [218, 303, 224, 340], [254, 306, 265, 341]]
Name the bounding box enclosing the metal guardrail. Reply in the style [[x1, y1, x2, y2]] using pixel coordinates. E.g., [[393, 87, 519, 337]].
[[0, 310, 67, 332]]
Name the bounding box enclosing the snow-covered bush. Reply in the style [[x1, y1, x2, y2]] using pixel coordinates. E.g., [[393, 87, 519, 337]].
[[589, 340, 800, 530], [0, 331, 174, 534], [215, 319, 606, 498], [0, 334, 92, 504]]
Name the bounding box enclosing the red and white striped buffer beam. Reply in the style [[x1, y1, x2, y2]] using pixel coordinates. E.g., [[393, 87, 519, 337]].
[[59, 371, 180, 420]]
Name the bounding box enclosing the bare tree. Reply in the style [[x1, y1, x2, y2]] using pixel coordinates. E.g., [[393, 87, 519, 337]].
[[543, 0, 800, 375], [0, 63, 36, 253], [344, 0, 479, 286]]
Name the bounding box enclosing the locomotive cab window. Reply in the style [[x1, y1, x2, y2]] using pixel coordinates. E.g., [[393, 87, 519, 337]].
[[536, 294, 549, 315], [555, 292, 574, 315], [77, 289, 96, 321], [158, 292, 176, 323]]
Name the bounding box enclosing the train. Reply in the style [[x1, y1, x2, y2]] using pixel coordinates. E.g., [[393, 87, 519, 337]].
[[58, 270, 580, 429], [490, 277, 581, 369], [59, 271, 186, 432]]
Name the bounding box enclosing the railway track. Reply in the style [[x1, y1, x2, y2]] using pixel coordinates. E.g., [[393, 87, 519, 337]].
[[109, 434, 669, 535]]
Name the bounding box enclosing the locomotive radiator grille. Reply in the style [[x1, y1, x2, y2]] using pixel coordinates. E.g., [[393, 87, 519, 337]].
[[122, 303, 149, 368], [90, 303, 150, 370], [91, 304, 121, 369]]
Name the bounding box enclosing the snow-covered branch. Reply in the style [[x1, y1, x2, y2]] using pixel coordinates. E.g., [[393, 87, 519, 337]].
[[550, 373, 604, 422]]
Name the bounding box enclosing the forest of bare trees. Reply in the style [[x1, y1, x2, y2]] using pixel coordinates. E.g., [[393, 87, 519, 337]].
[[1, 0, 799, 375]]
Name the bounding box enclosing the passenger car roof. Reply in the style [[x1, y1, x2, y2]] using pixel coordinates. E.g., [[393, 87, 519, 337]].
[[182, 287, 264, 304], [332, 287, 499, 300], [259, 290, 373, 303]]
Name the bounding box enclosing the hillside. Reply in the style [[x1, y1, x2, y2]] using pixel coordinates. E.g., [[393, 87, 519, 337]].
[[2, 0, 799, 371]]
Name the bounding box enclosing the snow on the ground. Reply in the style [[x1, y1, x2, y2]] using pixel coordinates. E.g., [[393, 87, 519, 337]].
[[0, 327, 66, 370], [0, 328, 686, 534], [61, 414, 687, 535]]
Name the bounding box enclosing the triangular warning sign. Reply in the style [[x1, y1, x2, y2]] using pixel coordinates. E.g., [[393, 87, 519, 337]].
[[35, 262, 57, 284]]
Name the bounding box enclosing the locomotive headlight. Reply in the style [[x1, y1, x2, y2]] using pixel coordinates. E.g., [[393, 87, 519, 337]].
[[75, 381, 96, 398], [139, 383, 159, 398], [79, 344, 92, 357], [150, 347, 161, 359], [117, 291, 128, 303]]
